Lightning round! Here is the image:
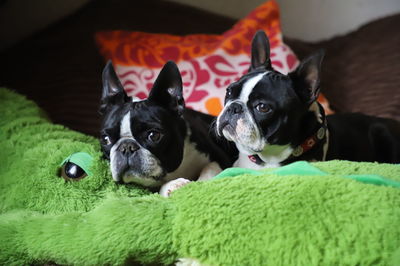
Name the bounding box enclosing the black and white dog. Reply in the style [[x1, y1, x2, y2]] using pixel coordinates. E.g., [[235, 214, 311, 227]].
[[216, 30, 400, 169], [100, 61, 235, 195]]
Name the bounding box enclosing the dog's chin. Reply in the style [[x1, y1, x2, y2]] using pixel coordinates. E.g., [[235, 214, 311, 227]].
[[113, 162, 166, 187], [221, 124, 236, 142], [222, 127, 265, 155], [236, 142, 265, 156], [121, 170, 164, 187]]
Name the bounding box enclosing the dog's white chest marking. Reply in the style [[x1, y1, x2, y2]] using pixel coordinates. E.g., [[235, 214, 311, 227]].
[[234, 144, 293, 169], [197, 162, 222, 181], [159, 160, 220, 197], [259, 144, 293, 167], [160, 138, 218, 197], [164, 137, 211, 182]]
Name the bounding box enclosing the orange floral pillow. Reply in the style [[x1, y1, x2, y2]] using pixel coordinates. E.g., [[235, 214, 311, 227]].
[[95, 0, 333, 116]]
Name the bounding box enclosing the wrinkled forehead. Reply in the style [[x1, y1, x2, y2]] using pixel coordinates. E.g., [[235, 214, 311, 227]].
[[228, 70, 292, 104], [103, 100, 165, 131], [129, 101, 167, 126]]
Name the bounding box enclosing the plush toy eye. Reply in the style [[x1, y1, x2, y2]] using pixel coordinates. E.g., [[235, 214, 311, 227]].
[[59, 152, 93, 181], [255, 103, 271, 113], [148, 130, 163, 142], [102, 135, 112, 145], [60, 162, 87, 181]]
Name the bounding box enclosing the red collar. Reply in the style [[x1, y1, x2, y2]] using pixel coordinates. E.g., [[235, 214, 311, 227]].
[[291, 126, 326, 157]]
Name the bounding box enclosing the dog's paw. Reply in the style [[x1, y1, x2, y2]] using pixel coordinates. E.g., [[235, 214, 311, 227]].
[[176, 258, 205, 266], [159, 178, 191, 197], [197, 162, 222, 181]]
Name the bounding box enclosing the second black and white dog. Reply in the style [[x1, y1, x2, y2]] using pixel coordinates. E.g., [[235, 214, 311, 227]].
[[100, 61, 235, 195], [216, 30, 400, 169]]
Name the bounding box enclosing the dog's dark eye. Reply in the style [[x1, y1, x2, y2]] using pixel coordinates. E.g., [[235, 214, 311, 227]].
[[255, 103, 271, 113], [60, 162, 87, 181], [226, 87, 232, 97], [148, 130, 163, 142], [101, 135, 112, 145]]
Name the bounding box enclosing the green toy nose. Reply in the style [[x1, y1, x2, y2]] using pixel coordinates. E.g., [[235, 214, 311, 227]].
[[59, 152, 93, 181]]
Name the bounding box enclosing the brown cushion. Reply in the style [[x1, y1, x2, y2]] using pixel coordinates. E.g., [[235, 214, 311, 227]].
[[286, 13, 400, 121]]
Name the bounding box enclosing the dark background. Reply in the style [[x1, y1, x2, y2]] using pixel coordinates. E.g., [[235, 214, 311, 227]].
[[1, 0, 399, 137]]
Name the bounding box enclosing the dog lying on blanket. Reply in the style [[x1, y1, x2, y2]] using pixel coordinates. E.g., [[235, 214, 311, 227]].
[[216, 30, 400, 169], [100, 61, 236, 196]]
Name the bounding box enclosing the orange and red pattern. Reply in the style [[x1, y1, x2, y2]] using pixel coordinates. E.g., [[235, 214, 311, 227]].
[[95, 0, 282, 68], [95, 0, 333, 116]]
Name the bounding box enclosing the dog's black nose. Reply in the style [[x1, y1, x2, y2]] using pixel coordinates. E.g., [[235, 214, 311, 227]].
[[227, 102, 243, 114], [118, 139, 139, 156]]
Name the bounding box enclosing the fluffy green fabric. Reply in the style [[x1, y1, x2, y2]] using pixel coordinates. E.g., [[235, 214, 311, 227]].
[[0, 87, 399, 265], [216, 161, 400, 188]]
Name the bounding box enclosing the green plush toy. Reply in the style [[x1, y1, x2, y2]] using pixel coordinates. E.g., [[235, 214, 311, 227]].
[[1, 87, 400, 265]]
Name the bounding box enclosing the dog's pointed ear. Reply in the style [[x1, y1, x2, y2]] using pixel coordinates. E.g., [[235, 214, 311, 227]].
[[148, 61, 185, 115], [290, 50, 325, 104], [100, 61, 130, 114], [250, 30, 272, 72]]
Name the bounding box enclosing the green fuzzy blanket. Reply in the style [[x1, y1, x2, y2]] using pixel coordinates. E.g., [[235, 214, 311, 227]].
[[1, 87, 399, 265]]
